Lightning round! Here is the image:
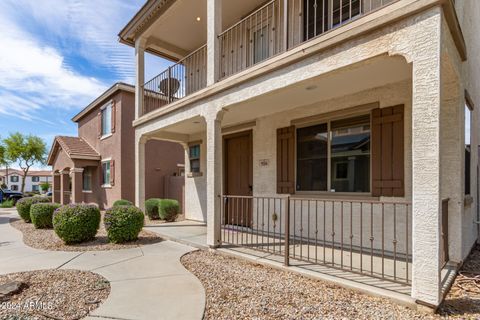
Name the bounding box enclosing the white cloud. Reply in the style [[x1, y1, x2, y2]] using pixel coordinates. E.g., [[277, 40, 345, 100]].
[[0, 0, 171, 124], [0, 2, 109, 119], [1, 0, 145, 83]]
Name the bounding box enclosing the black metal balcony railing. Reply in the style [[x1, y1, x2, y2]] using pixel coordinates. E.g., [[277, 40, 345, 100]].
[[143, 45, 207, 115], [221, 195, 412, 285], [142, 0, 396, 116]]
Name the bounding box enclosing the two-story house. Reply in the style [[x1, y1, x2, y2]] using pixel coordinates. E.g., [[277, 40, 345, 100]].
[[0, 169, 52, 193], [119, 0, 479, 308], [47, 82, 184, 209]]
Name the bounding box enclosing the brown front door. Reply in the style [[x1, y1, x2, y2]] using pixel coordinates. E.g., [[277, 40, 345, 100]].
[[224, 130, 253, 227]]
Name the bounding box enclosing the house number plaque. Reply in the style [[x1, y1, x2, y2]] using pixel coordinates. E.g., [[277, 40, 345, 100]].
[[259, 159, 269, 167]]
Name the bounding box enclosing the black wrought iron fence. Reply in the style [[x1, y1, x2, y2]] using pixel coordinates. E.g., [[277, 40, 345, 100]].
[[221, 195, 412, 284]]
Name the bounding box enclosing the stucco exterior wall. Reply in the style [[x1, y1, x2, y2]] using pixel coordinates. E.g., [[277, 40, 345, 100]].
[[5, 174, 52, 193], [51, 148, 75, 172], [136, 8, 445, 134], [145, 139, 185, 200], [185, 133, 207, 222], [134, 4, 476, 305], [48, 88, 183, 209], [240, 81, 412, 254], [121, 91, 185, 203], [454, 0, 480, 259], [77, 91, 123, 208]]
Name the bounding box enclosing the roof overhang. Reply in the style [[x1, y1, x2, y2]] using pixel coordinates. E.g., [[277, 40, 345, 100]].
[[118, 0, 179, 61], [72, 82, 135, 122], [47, 138, 101, 166]]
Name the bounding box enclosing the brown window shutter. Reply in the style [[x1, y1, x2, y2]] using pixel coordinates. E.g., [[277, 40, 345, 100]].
[[277, 126, 295, 194], [111, 101, 116, 133], [110, 160, 115, 186], [98, 112, 102, 138], [371, 105, 404, 197]]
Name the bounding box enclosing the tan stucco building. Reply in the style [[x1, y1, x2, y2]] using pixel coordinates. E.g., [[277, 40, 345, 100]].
[[120, 0, 480, 308], [47, 83, 184, 209]]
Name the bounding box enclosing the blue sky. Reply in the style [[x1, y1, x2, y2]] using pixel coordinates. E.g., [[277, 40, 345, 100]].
[[0, 0, 171, 168]]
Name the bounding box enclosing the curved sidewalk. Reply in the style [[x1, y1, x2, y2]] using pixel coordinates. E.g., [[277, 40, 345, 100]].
[[0, 210, 205, 320]]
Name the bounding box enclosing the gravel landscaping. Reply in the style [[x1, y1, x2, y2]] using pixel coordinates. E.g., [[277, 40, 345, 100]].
[[0, 269, 110, 320], [10, 217, 162, 251], [182, 249, 480, 319], [441, 245, 480, 317]]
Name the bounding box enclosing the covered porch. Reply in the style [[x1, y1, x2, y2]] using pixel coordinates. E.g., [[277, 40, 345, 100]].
[[134, 7, 474, 307], [47, 136, 102, 206]]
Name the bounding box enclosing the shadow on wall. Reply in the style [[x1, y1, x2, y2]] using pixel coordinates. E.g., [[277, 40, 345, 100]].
[[192, 175, 207, 222]]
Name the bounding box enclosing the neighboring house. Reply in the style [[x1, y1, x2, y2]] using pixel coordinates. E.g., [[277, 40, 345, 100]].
[[119, 0, 480, 308], [0, 169, 52, 193], [46, 83, 184, 209]]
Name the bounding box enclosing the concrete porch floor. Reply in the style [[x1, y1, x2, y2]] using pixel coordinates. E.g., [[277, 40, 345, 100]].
[[144, 220, 208, 249], [146, 220, 457, 308]]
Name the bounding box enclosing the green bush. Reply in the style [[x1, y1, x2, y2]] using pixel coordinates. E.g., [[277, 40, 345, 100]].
[[104, 206, 144, 243], [113, 199, 133, 207], [158, 199, 180, 222], [145, 199, 180, 221], [145, 198, 161, 220], [16, 197, 51, 222], [0, 199, 14, 208], [53, 204, 101, 244], [30, 203, 61, 229]]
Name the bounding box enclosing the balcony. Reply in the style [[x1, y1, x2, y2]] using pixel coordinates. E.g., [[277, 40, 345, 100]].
[[141, 0, 397, 117], [143, 45, 207, 115]]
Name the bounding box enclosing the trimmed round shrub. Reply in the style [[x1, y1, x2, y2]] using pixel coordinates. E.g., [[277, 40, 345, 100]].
[[113, 199, 133, 207], [104, 206, 144, 243], [158, 199, 180, 222], [53, 204, 101, 244], [30, 203, 61, 229], [145, 198, 161, 220], [16, 196, 51, 223]]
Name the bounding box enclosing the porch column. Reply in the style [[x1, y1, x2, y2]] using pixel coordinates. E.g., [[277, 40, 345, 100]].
[[60, 170, 70, 205], [205, 114, 223, 247], [70, 168, 84, 204], [135, 135, 147, 210], [411, 47, 442, 305], [135, 37, 146, 119], [207, 0, 222, 85], [52, 172, 61, 203]]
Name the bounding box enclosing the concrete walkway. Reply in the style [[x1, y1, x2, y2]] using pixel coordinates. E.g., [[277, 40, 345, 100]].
[[0, 210, 205, 320]]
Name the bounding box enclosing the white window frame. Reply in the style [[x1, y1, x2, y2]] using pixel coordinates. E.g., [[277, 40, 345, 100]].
[[101, 158, 112, 188], [10, 176, 19, 183], [100, 102, 112, 138]]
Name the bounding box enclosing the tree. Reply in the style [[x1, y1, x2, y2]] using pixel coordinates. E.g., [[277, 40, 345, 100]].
[[0, 137, 10, 188], [40, 181, 50, 193], [3, 133, 47, 193], [0, 138, 5, 165]]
